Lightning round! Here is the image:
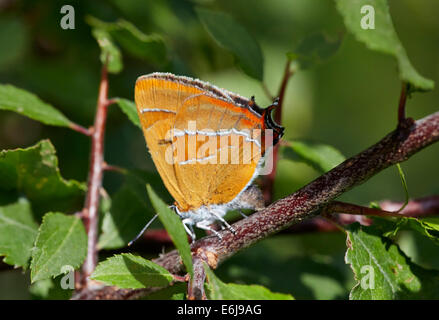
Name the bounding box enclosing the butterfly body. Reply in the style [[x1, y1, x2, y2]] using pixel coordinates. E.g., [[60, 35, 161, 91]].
[[135, 73, 283, 238]]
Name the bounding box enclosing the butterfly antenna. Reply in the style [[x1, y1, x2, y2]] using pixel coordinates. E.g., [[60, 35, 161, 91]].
[[128, 214, 159, 246]]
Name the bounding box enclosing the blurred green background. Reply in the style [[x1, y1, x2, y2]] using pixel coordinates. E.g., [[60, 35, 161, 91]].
[[0, 0, 438, 299]]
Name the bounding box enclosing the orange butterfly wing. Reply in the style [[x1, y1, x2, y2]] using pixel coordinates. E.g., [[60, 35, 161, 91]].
[[135, 74, 265, 212]]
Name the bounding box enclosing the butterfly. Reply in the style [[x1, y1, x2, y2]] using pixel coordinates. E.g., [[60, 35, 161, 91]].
[[134, 73, 284, 240]]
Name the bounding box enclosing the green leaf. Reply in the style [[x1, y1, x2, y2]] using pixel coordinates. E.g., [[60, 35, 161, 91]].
[[204, 263, 294, 300], [0, 84, 73, 127], [345, 223, 439, 299], [290, 32, 343, 69], [0, 140, 85, 218], [115, 98, 140, 128], [90, 253, 174, 289], [384, 217, 439, 246], [30, 212, 87, 283], [196, 8, 264, 81], [91, 28, 123, 74], [87, 16, 166, 65], [335, 0, 434, 92], [147, 184, 193, 277], [281, 140, 346, 173], [0, 198, 38, 268]]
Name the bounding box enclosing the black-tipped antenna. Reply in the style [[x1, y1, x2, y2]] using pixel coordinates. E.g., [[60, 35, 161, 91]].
[[128, 214, 159, 246]]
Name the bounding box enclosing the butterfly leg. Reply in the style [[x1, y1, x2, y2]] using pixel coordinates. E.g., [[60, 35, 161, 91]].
[[196, 220, 223, 240], [188, 223, 195, 239], [182, 218, 196, 242], [210, 210, 236, 234]]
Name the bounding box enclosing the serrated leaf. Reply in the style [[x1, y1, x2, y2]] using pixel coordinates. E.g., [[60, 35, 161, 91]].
[[90, 253, 173, 289], [147, 185, 193, 277], [290, 32, 343, 69], [281, 140, 345, 173], [204, 263, 294, 300], [115, 98, 140, 128], [0, 198, 38, 268], [196, 8, 264, 81], [0, 140, 85, 218], [87, 16, 166, 65], [0, 84, 73, 127], [91, 28, 123, 74], [335, 0, 434, 92], [345, 223, 439, 299], [30, 212, 87, 283]]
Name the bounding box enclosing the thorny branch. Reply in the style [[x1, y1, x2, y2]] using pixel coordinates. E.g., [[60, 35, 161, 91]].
[[122, 195, 439, 245], [74, 110, 439, 299], [79, 64, 116, 287]]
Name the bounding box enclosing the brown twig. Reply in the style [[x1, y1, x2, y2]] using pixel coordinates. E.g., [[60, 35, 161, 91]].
[[286, 215, 371, 233], [187, 256, 207, 300], [262, 60, 293, 204], [80, 64, 115, 287], [380, 195, 439, 217], [78, 110, 439, 299], [69, 122, 93, 136], [323, 201, 404, 218]]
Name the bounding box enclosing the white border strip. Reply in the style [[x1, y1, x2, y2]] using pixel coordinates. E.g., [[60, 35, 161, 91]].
[[173, 128, 262, 148]]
